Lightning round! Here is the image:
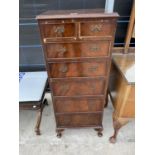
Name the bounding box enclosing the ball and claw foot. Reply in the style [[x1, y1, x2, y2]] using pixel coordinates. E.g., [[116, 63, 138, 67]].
[[109, 115, 129, 143], [35, 129, 41, 135], [57, 133, 62, 138], [56, 129, 64, 138], [109, 136, 116, 143], [98, 132, 103, 137], [94, 128, 103, 137]]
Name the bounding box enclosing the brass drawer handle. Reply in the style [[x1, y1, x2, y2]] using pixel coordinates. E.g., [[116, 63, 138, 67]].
[[61, 84, 70, 92], [88, 65, 98, 72], [90, 24, 102, 32], [57, 47, 67, 56], [90, 45, 100, 52], [59, 64, 68, 73], [54, 26, 65, 35]]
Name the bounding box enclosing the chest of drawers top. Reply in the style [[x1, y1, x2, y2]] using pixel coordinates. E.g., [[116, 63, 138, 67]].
[[36, 9, 119, 20], [37, 9, 119, 43]]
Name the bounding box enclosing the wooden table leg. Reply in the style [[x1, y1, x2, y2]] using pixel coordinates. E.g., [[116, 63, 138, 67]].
[[35, 106, 43, 135], [109, 113, 129, 143], [43, 98, 48, 105], [104, 90, 109, 108], [34, 99, 48, 135]]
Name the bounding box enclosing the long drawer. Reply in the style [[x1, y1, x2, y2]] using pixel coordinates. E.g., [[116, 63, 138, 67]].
[[56, 113, 102, 127], [45, 40, 111, 59], [50, 77, 105, 96], [48, 58, 109, 78], [54, 96, 105, 113]]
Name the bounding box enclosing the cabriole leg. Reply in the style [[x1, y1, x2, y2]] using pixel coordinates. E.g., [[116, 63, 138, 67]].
[[109, 113, 129, 143]]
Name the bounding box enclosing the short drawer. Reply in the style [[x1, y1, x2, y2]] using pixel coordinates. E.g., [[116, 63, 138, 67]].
[[80, 21, 114, 38], [48, 59, 108, 78], [45, 41, 111, 59], [54, 96, 104, 113], [56, 113, 102, 127], [40, 23, 76, 40], [50, 77, 105, 96]]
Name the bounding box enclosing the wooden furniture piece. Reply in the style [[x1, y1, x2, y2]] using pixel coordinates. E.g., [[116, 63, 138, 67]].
[[19, 72, 48, 135], [109, 54, 135, 143], [36, 9, 119, 137]]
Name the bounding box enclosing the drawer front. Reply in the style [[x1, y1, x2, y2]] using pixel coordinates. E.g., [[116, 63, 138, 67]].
[[41, 23, 76, 39], [48, 60, 108, 78], [54, 97, 104, 113], [45, 41, 111, 59], [56, 113, 102, 127], [51, 77, 105, 96], [80, 21, 114, 38]]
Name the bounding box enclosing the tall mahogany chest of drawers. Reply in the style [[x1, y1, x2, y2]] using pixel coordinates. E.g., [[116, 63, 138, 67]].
[[36, 9, 119, 137]]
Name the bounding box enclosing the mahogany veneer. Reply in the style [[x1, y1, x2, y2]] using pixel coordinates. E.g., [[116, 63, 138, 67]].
[[37, 9, 119, 137]]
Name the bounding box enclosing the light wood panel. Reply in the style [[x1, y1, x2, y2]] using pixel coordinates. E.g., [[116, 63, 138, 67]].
[[124, 0, 135, 53]]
